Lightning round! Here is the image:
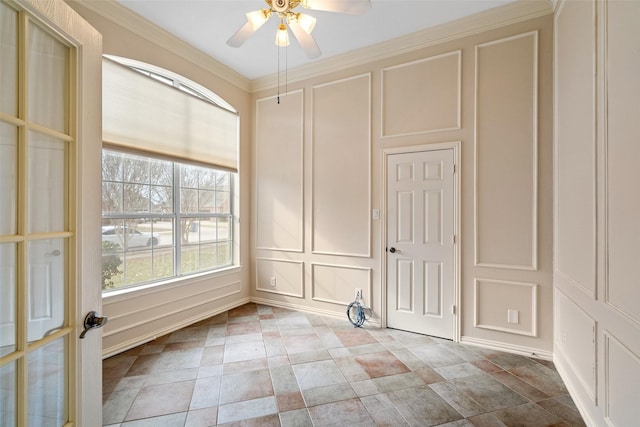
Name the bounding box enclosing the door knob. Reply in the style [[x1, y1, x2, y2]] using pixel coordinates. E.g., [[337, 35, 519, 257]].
[[79, 311, 108, 339], [389, 247, 397, 253]]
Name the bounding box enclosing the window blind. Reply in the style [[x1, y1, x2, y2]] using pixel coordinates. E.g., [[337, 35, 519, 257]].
[[102, 58, 238, 172]]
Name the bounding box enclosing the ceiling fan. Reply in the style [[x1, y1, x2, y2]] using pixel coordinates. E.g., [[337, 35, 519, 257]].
[[226, 0, 371, 59]]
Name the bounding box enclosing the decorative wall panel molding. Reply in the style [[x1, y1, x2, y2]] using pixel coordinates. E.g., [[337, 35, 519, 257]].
[[382, 50, 461, 137], [474, 278, 537, 337], [255, 257, 304, 298], [311, 263, 372, 306], [554, 288, 596, 402], [554, 0, 597, 298], [474, 31, 538, 270], [256, 90, 304, 252], [604, 0, 640, 327], [311, 74, 371, 257], [604, 331, 640, 426]]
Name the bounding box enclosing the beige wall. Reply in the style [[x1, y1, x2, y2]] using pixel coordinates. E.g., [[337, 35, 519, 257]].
[[554, 0, 640, 425], [252, 14, 555, 357], [67, 1, 252, 356]]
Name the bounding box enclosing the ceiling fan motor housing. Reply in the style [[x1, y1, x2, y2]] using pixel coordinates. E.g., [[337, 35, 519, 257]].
[[271, 0, 294, 13]]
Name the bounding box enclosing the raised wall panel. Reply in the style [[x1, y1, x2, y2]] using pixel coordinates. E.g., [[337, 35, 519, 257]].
[[605, 0, 640, 324], [555, 0, 597, 296], [256, 258, 304, 298], [311, 263, 371, 306], [312, 74, 371, 257], [554, 289, 596, 402], [474, 278, 537, 337], [382, 51, 461, 137], [255, 90, 304, 252], [475, 32, 538, 270], [604, 332, 640, 426]]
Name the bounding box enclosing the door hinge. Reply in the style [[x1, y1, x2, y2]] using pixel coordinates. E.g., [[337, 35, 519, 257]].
[[452, 235, 456, 245], [452, 305, 456, 315], [452, 164, 456, 174]]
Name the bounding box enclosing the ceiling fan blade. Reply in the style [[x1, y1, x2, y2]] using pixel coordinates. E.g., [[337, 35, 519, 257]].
[[226, 20, 257, 47], [301, 0, 371, 15], [288, 21, 321, 59]]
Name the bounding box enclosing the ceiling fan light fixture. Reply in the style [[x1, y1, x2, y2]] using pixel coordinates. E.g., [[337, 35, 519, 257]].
[[275, 23, 290, 47], [246, 9, 270, 30], [293, 12, 316, 34]]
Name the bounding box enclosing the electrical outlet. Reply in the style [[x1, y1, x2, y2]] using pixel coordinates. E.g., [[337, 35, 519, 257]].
[[507, 309, 519, 324], [354, 288, 362, 300], [270, 277, 277, 287]]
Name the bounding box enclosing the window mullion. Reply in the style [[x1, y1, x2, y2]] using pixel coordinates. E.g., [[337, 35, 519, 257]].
[[174, 163, 181, 276]]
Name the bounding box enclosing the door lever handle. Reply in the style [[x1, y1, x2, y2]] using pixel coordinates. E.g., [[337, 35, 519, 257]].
[[79, 311, 108, 339]]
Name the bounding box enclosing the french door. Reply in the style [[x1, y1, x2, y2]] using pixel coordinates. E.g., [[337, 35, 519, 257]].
[[0, 0, 103, 425]]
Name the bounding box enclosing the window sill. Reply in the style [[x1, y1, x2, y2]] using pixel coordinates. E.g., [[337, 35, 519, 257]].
[[102, 265, 242, 302]]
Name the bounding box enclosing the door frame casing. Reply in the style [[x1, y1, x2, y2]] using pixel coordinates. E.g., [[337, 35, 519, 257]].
[[381, 141, 461, 341]]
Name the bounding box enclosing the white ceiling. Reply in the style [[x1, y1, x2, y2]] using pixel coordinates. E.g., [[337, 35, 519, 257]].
[[115, 0, 525, 80]]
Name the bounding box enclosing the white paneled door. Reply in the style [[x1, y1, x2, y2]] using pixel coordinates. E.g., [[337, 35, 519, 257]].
[[386, 149, 456, 339], [0, 0, 103, 425]]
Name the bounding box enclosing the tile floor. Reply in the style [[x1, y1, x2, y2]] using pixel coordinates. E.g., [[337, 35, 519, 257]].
[[102, 303, 586, 427]]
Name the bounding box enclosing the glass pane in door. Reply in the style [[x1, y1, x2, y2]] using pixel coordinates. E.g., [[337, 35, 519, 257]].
[[0, 361, 16, 426], [0, 123, 17, 235], [27, 239, 65, 343], [28, 23, 68, 133], [0, 2, 18, 116], [27, 337, 66, 426], [28, 132, 66, 234], [0, 244, 16, 357]]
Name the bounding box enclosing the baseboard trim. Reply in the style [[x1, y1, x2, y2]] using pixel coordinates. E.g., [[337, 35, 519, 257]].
[[102, 297, 251, 358], [553, 347, 598, 427], [460, 336, 553, 361]]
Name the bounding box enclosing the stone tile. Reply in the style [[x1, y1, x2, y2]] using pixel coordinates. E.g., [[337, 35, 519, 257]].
[[334, 356, 371, 382], [492, 402, 561, 426], [411, 344, 466, 368], [467, 412, 508, 427], [144, 367, 197, 386], [387, 386, 463, 426], [371, 372, 426, 393], [103, 388, 140, 425], [270, 365, 300, 394], [508, 363, 569, 397], [435, 362, 485, 380], [218, 413, 280, 426], [200, 345, 224, 366], [279, 409, 313, 427], [482, 351, 539, 371], [307, 398, 376, 426], [276, 391, 305, 412], [168, 325, 210, 343], [537, 397, 587, 427], [223, 341, 266, 363], [219, 369, 274, 405], [282, 334, 323, 355], [264, 338, 287, 358], [217, 396, 277, 425], [335, 329, 378, 347], [125, 380, 195, 421], [225, 333, 263, 345], [350, 379, 381, 397], [491, 371, 550, 402], [228, 303, 258, 318], [277, 315, 312, 330], [226, 321, 262, 336], [360, 393, 409, 426], [391, 348, 431, 370], [223, 357, 268, 374], [471, 359, 503, 374], [431, 381, 485, 417], [126, 348, 204, 376], [301, 383, 356, 407], [190, 376, 222, 410], [164, 339, 207, 351], [292, 359, 347, 390], [120, 412, 187, 426], [354, 351, 410, 378], [414, 366, 447, 385], [288, 349, 332, 365], [185, 406, 218, 427], [449, 374, 528, 412], [348, 343, 388, 356]]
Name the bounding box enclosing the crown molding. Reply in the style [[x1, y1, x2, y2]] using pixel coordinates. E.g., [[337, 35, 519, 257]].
[[251, 0, 553, 92], [71, 0, 251, 92]]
